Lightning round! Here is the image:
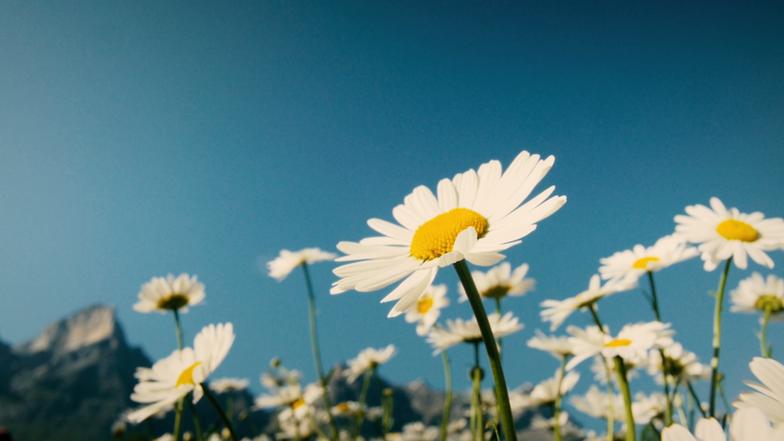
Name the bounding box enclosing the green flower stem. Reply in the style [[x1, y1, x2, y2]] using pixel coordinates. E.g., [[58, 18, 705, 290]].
[[201, 384, 238, 441], [439, 351, 453, 441], [709, 258, 732, 417], [586, 304, 616, 441], [613, 356, 636, 441], [645, 272, 673, 426], [301, 263, 340, 441], [470, 345, 484, 441], [188, 399, 204, 441], [382, 387, 394, 440], [553, 355, 567, 441], [454, 260, 517, 441], [354, 366, 375, 439], [684, 379, 706, 418], [172, 310, 185, 441], [760, 307, 773, 358]]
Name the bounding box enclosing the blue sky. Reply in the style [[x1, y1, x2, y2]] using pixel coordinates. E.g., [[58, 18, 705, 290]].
[[1, 0, 783, 423]]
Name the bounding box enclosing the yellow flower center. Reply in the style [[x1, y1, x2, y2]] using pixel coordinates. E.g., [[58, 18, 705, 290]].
[[175, 361, 202, 387], [335, 402, 351, 413], [409, 208, 489, 261], [291, 398, 306, 410], [482, 284, 512, 299], [716, 219, 760, 242], [604, 338, 632, 348], [632, 256, 660, 270], [755, 295, 784, 313], [416, 295, 434, 314], [157, 293, 190, 311]]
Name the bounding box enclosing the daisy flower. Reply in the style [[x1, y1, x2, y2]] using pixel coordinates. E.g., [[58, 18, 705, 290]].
[[426, 312, 523, 354], [404, 284, 449, 336], [209, 377, 249, 394], [127, 323, 235, 423], [674, 197, 784, 271], [527, 330, 575, 359], [571, 385, 625, 421], [331, 151, 566, 317], [663, 408, 784, 441], [599, 235, 698, 284], [255, 382, 324, 419], [133, 273, 205, 313], [457, 262, 535, 302], [731, 272, 784, 317], [267, 248, 336, 281], [330, 401, 362, 417], [344, 345, 396, 383], [518, 371, 580, 409], [647, 342, 710, 384], [566, 322, 674, 370], [540, 275, 635, 331], [734, 357, 784, 425]]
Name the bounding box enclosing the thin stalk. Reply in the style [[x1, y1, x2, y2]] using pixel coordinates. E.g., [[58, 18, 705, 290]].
[[188, 400, 204, 441], [172, 310, 185, 441], [354, 366, 375, 439], [613, 357, 636, 441], [760, 307, 773, 358], [301, 263, 340, 441], [645, 272, 673, 426], [439, 351, 453, 441], [587, 305, 615, 441], [382, 388, 394, 440], [201, 384, 238, 441], [494, 297, 504, 356], [685, 380, 706, 418], [454, 261, 517, 441], [709, 258, 732, 417], [471, 364, 484, 441], [553, 355, 567, 441]]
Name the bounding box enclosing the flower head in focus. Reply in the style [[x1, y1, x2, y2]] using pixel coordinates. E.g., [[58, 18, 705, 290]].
[[426, 312, 523, 354], [599, 234, 698, 284], [134, 273, 205, 314]]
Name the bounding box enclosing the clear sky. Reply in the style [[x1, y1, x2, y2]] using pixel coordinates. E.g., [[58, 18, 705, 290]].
[[1, 0, 783, 422]]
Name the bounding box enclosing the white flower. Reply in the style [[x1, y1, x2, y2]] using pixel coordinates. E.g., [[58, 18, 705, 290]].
[[330, 401, 362, 417], [540, 275, 635, 331], [426, 312, 523, 353], [566, 322, 674, 370], [527, 330, 575, 359], [344, 345, 396, 383], [267, 248, 336, 281], [632, 392, 672, 424], [599, 234, 698, 283], [734, 356, 784, 424], [209, 377, 249, 394], [152, 435, 174, 441], [731, 272, 784, 318], [590, 355, 639, 384], [256, 381, 324, 420], [400, 422, 439, 441], [133, 273, 205, 313], [404, 284, 449, 336], [674, 197, 784, 271], [518, 371, 580, 409], [571, 385, 625, 421], [647, 342, 709, 383], [331, 151, 566, 317], [457, 262, 535, 301], [277, 410, 315, 440], [663, 408, 784, 441], [127, 323, 235, 423]]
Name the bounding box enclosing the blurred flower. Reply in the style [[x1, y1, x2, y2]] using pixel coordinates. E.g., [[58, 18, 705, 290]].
[[209, 377, 249, 394], [647, 342, 709, 383], [127, 323, 235, 423], [518, 371, 580, 409], [344, 345, 396, 383], [133, 273, 205, 313], [457, 262, 535, 301], [404, 284, 449, 336], [540, 275, 635, 331], [527, 330, 574, 359], [400, 422, 439, 441], [331, 151, 566, 317], [674, 197, 784, 271], [663, 408, 784, 441], [426, 312, 523, 353], [330, 401, 362, 417], [267, 248, 336, 281], [566, 322, 673, 370], [731, 272, 784, 318], [571, 385, 625, 421], [599, 234, 698, 283], [734, 357, 784, 425], [255, 381, 323, 420]]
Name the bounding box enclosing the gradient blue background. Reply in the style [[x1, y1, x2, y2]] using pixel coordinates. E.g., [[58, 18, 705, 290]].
[[1, 0, 783, 428]]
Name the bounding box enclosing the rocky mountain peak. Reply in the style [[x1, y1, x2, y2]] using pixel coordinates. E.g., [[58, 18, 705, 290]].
[[15, 304, 122, 355]]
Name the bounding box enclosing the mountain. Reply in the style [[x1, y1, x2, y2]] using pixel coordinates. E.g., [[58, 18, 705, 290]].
[[0, 305, 561, 441]]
